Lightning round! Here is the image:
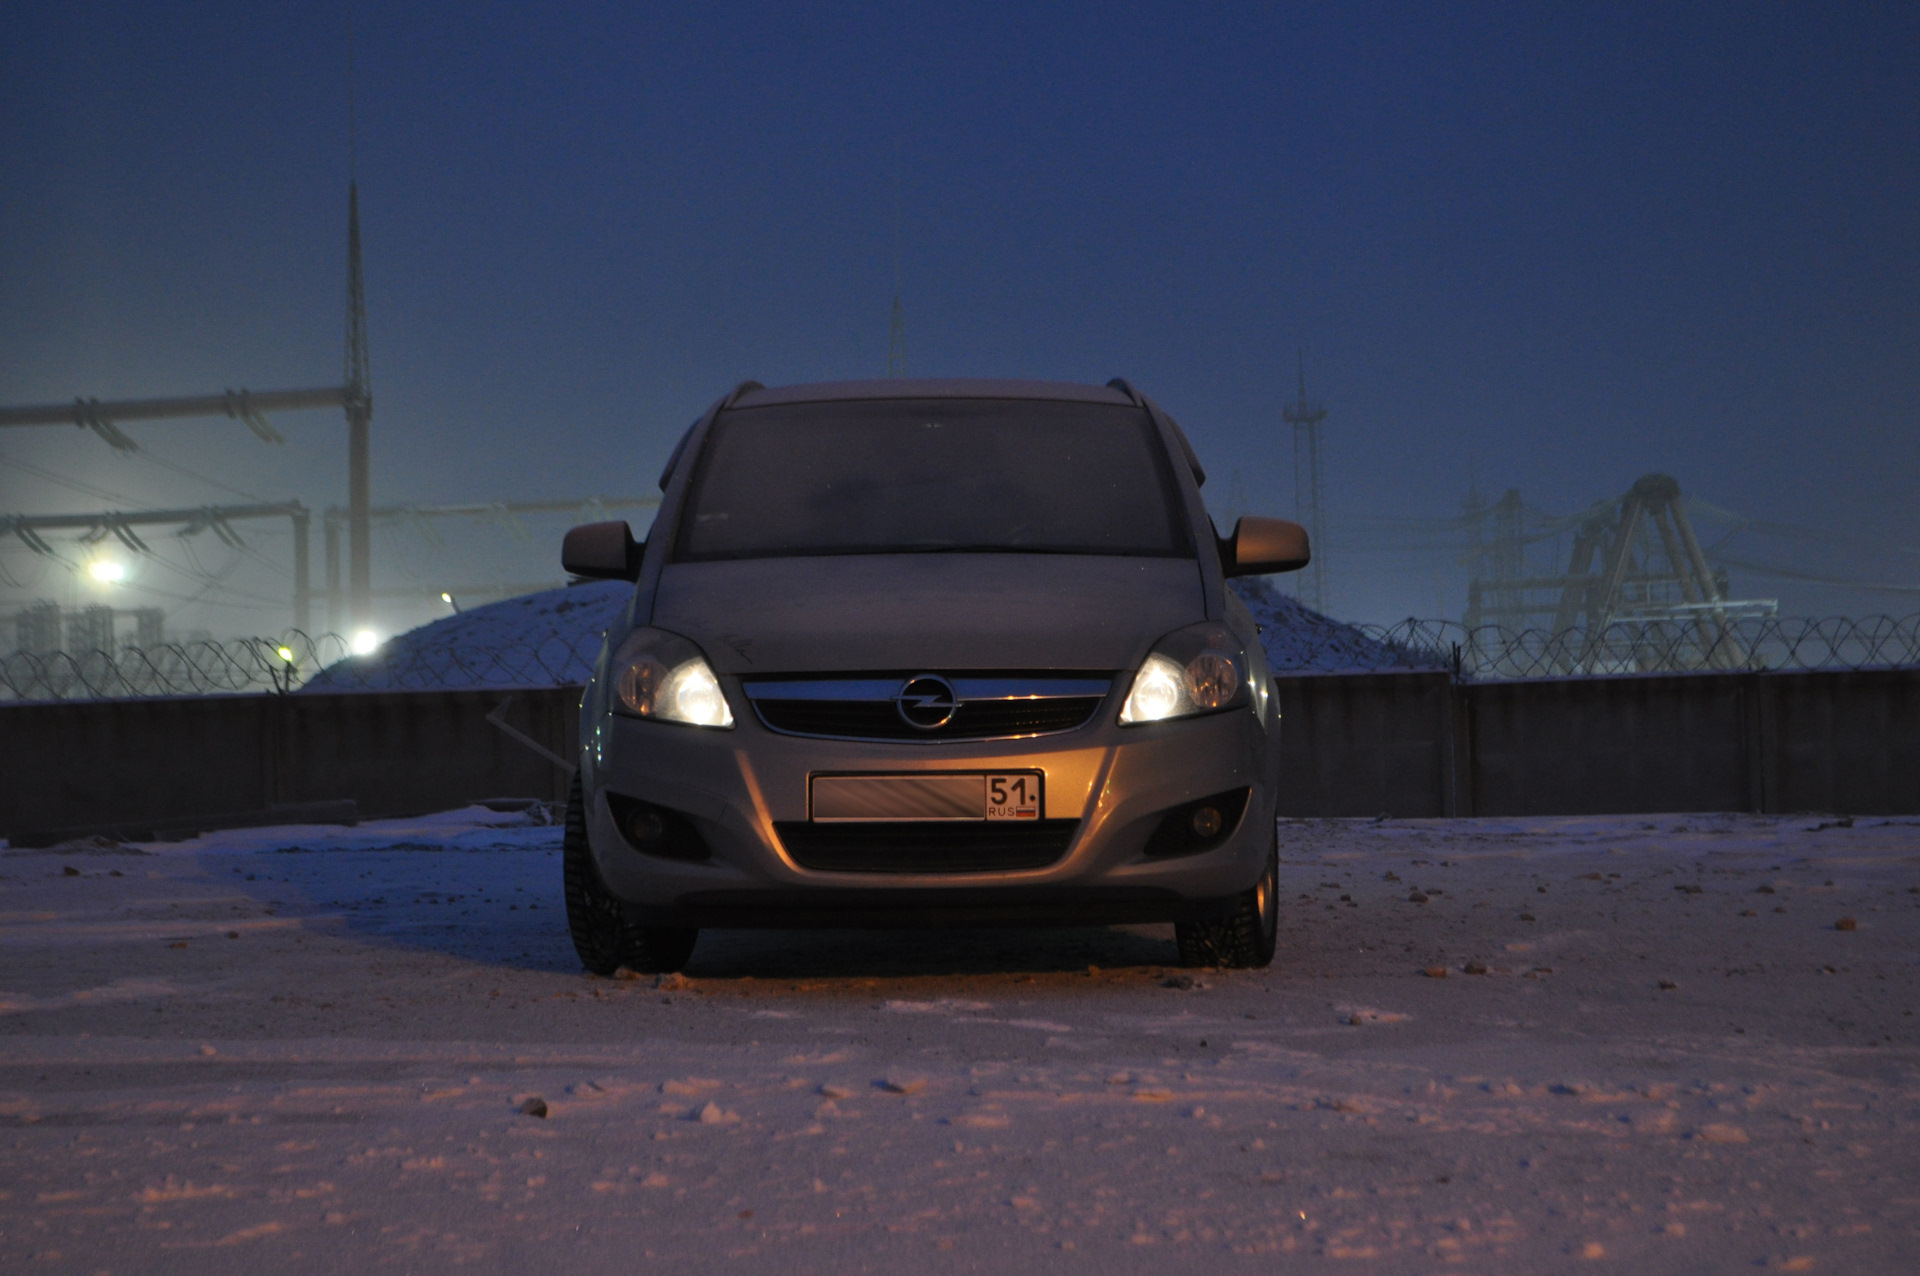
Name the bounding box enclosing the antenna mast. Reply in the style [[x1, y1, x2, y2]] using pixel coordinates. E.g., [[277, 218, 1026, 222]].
[[887, 158, 905, 376], [343, 9, 374, 630], [1281, 350, 1329, 613]]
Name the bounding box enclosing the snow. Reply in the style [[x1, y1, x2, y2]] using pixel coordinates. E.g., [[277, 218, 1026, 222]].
[[300, 580, 629, 691], [1230, 576, 1448, 674], [3, 809, 1916, 1270]]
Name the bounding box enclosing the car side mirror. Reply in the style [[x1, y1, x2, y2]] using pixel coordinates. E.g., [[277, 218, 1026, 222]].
[[562, 521, 642, 582], [1221, 516, 1310, 576]]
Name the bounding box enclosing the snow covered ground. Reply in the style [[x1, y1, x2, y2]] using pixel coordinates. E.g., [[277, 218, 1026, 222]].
[[2, 810, 1916, 1272]]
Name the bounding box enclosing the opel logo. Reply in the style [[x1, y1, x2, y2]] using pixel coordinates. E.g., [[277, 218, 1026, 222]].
[[896, 674, 958, 730]]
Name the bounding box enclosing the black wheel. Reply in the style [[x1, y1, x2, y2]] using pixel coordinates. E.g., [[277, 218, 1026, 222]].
[[562, 774, 698, 975], [1175, 824, 1278, 969]]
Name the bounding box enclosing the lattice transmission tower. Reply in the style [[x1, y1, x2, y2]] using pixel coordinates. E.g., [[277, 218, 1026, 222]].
[[1283, 351, 1329, 613]]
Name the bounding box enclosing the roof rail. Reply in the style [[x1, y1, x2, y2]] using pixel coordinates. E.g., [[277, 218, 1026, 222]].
[[1110, 378, 1206, 487], [657, 382, 764, 491]]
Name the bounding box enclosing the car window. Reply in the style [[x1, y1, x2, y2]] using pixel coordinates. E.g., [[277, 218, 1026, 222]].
[[674, 399, 1194, 562]]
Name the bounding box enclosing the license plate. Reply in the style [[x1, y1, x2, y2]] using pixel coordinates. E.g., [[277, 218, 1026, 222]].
[[811, 772, 1043, 822]]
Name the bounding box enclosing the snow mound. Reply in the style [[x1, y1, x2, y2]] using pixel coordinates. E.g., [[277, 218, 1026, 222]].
[[1229, 577, 1447, 674], [302, 573, 1436, 692], [301, 580, 629, 691]]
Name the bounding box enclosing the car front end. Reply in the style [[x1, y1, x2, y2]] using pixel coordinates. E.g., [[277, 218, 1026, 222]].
[[560, 378, 1308, 970]]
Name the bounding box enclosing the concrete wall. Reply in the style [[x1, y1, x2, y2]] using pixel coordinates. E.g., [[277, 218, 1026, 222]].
[[4, 668, 1916, 842], [0, 686, 581, 842], [1273, 667, 1920, 818], [1763, 670, 1920, 815], [1268, 673, 1461, 819], [1465, 674, 1757, 816]]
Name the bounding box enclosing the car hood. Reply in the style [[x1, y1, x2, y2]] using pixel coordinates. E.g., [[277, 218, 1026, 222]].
[[649, 554, 1206, 675]]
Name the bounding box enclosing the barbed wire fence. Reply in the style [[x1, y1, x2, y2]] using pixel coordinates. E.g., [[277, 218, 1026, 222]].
[[0, 628, 604, 702], [1365, 613, 1920, 680], [3, 614, 1919, 702]]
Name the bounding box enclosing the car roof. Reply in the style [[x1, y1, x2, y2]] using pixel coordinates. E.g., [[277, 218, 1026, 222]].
[[731, 378, 1137, 409]]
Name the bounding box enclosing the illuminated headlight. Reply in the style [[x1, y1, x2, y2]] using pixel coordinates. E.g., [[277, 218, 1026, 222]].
[[610, 627, 735, 729], [1119, 623, 1248, 725]]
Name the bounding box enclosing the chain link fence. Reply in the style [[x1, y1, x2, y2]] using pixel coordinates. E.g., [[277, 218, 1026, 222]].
[[4, 613, 1918, 702]]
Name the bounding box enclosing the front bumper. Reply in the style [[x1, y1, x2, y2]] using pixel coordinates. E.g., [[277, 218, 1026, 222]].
[[583, 694, 1277, 929]]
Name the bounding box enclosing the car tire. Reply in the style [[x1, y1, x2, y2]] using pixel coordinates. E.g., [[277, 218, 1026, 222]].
[[1174, 824, 1278, 969], [562, 773, 698, 975]]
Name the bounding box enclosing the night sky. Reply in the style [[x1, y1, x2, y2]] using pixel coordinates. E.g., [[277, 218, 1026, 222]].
[[2, 2, 1916, 638]]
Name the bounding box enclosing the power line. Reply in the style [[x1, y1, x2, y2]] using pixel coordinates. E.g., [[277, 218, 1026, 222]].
[[1708, 554, 1920, 594], [0, 453, 143, 506], [126, 444, 271, 503], [2, 437, 276, 507]]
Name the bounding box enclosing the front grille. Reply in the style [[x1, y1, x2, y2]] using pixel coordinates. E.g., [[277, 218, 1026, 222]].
[[774, 819, 1079, 873], [754, 696, 1102, 741]]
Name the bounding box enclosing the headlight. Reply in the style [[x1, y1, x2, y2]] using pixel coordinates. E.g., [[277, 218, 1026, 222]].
[[1119, 622, 1248, 725], [609, 627, 735, 728]]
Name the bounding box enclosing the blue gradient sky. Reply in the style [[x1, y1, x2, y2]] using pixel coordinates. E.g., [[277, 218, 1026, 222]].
[[2, 2, 1916, 635]]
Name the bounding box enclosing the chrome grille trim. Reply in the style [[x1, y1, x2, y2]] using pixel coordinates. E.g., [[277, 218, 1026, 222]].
[[743, 676, 1113, 703], [741, 673, 1115, 743]]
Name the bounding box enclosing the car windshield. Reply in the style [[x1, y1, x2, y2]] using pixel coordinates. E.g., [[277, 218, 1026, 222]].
[[674, 398, 1194, 561]]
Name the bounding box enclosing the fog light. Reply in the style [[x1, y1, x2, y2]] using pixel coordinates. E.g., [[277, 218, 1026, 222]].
[[606, 792, 713, 862], [1189, 805, 1224, 839], [626, 806, 667, 847]]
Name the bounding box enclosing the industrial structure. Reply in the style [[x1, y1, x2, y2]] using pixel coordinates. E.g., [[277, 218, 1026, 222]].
[[2, 495, 660, 651], [1463, 472, 1777, 672], [0, 183, 377, 629], [0, 157, 683, 651], [1282, 352, 1330, 614], [1, 502, 314, 645]]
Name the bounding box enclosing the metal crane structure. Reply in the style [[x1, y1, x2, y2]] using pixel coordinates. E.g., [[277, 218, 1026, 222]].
[[0, 183, 376, 629], [1282, 351, 1330, 613], [1464, 473, 1778, 672]]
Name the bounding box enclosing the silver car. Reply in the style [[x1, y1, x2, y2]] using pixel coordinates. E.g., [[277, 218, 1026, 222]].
[[558, 378, 1309, 973]]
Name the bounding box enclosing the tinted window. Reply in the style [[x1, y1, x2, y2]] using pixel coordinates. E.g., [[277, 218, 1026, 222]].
[[675, 399, 1193, 562]]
